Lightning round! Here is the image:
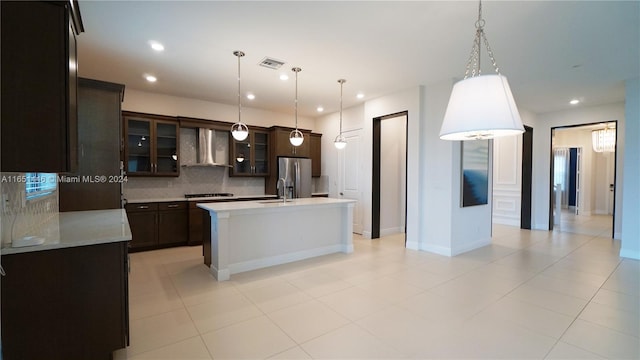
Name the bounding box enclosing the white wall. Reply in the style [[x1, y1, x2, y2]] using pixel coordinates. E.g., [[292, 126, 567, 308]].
[[364, 88, 421, 244], [380, 115, 407, 236], [532, 102, 625, 238], [621, 78, 639, 259], [122, 89, 316, 131]]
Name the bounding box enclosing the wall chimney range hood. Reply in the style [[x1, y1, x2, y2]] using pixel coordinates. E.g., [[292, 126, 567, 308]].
[[184, 128, 231, 168]]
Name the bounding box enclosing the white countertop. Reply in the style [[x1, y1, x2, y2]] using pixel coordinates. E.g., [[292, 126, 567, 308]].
[[126, 194, 278, 204], [197, 197, 355, 215], [1, 209, 132, 255]]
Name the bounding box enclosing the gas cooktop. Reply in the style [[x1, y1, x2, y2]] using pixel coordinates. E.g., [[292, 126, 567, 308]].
[[184, 193, 234, 198]]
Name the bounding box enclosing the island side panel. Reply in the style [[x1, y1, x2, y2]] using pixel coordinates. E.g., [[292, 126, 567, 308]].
[[209, 211, 231, 281], [342, 203, 355, 253]]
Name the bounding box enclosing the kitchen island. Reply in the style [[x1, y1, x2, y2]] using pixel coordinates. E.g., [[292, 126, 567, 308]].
[[198, 197, 355, 281]]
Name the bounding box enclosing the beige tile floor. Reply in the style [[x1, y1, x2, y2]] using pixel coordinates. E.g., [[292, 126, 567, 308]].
[[115, 220, 639, 359]]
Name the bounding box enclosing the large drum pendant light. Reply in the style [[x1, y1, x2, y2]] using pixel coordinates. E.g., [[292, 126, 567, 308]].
[[230, 51, 249, 141], [439, 1, 524, 141], [289, 67, 304, 147]]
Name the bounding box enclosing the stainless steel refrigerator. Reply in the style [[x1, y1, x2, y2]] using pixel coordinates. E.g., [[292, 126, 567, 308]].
[[278, 157, 312, 198]]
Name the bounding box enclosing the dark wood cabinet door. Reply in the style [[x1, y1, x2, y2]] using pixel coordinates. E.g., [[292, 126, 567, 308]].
[[123, 112, 180, 177], [1, 242, 128, 359], [59, 78, 124, 211], [310, 133, 322, 177], [1, 1, 80, 172], [126, 204, 158, 248], [230, 129, 270, 177], [158, 203, 188, 245]]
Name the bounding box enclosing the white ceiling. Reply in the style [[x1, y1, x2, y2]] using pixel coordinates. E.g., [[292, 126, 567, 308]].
[[77, 1, 639, 119]]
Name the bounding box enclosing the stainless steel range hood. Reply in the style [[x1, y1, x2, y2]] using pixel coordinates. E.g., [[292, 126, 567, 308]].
[[184, 128, 231, 167]]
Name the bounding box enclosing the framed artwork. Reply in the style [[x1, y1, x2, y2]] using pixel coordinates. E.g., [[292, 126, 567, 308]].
[[461, 140, 489, 207]]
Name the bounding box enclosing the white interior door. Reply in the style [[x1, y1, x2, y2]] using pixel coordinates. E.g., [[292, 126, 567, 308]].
[[338, 130, 363, 234]]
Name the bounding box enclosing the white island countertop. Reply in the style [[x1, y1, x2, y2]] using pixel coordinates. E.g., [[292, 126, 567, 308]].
[[197, 197, 355, 214], [1, 209, 132, 255]]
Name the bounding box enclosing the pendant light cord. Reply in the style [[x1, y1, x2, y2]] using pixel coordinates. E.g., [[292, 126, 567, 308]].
[[236, 51, 243, 123], [339, 79, 345, 135], [463, 0, 500, 79]]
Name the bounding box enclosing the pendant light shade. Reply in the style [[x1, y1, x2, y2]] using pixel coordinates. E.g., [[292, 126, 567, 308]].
[[439, 1, 524, 141], [440, 74, 523, 140], [231, 51, 249, 142], [334, 79, 347, 149], [290, 67, 304, 147]]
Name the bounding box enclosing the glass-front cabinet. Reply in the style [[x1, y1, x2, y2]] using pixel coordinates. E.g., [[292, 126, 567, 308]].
[[230, 129, 269, 177], [124, 112, 179, 176]]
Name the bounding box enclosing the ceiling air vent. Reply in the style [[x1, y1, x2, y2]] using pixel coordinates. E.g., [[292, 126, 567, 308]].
[[258, 57, 285, 70]]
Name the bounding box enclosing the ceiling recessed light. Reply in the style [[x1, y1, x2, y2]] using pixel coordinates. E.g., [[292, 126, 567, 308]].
[[149, 41, 164, 52], [569, 99, 580, 105], [280, 74, 289, 81], [246, 93, 255, 100], [356, 93, 365, 99], [317, 106, 324, 112], [145, 75, 157, 83]]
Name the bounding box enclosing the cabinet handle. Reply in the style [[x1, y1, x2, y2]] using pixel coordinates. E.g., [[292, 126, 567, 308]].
[[167, 204, 179, 208], [137, 205, 149, 209]]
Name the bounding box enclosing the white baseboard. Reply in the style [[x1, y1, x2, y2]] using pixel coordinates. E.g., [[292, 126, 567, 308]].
[[228, 244, 346, 275], [362, 231, 372, 239], [380, 227, 405, 237], [614, 231, 622, 240], [451, 237, 491, 256], [492, 218, 520, 227], [620, 248, 640, 260], [405, 240, 420, 251]]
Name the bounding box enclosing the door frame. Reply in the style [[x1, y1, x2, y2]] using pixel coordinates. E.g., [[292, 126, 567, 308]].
[[549, 121, 618, 237], [520, 125, 533, 229], [372, 111, 409, 240]]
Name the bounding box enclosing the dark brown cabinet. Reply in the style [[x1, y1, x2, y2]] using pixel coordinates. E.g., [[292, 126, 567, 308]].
[[270, 126, 311, 158], [1, 242, 129, 360], [1, 1, 83, 172], [125, 201, 187, 251], [123, 112, 180, 177], [229, 129, 270, 177], [125, 203, 158, 249], [59, 78, 125, 211], [310, 133, 322, 177], [159, 202, 189, 245]]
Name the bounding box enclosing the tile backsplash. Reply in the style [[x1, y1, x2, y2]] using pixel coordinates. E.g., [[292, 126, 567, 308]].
[[1, 173, 58, 246], [123, 166, 265, 200]]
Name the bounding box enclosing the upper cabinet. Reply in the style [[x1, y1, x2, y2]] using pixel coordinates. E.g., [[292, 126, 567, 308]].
[[229, 129, 269, 177], [123, 112, 180, 177], [1, 1, 84, 173], [310, 133, 322, 177], [270, 126, 311, 158]]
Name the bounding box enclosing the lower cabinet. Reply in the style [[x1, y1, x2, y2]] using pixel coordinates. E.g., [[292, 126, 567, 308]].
[[1, 242, 129, 360], [126, 201, 188, 251]]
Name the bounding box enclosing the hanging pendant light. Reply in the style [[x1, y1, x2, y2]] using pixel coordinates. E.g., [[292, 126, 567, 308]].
[[592, 124, 616, 152], [334, 79, 347, 149], [230, 51, 249, 141], [289, 67, 304, 147], [439, 0, 524, 141]]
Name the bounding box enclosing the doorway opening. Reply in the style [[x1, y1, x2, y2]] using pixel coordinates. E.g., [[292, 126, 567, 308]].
[[372, 111, 408, 242], [549, 122, 617, 237]]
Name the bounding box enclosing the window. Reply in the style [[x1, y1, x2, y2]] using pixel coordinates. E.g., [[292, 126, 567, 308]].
[[25, 173, 57, 200]]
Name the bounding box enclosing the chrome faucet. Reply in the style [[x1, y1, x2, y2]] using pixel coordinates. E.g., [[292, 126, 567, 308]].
[[277, 178, 287, 203]]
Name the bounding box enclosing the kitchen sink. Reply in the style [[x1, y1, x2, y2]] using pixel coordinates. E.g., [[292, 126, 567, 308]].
[[257, 199, 294, 204]]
